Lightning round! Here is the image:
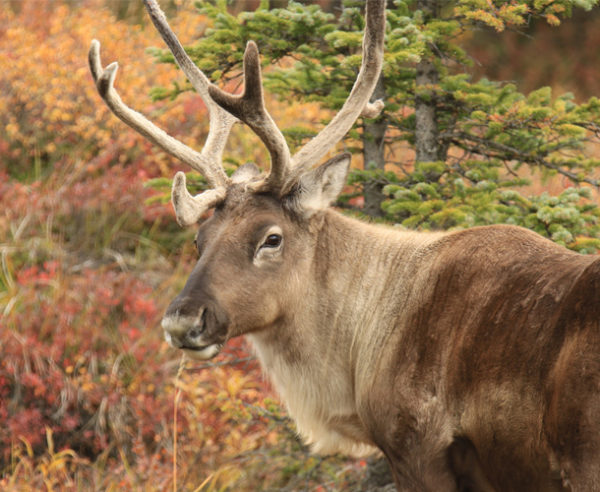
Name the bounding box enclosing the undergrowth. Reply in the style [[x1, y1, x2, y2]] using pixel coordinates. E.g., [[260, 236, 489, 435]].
[[0, 1, 365, 489]]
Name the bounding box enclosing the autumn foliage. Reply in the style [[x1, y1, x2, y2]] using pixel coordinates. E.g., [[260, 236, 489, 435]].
[[0, 1, 365, 490]]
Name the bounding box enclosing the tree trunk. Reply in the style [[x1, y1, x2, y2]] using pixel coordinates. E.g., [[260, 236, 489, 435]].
[[415, 0, 441, 180], [415, 58, 439, 163], [362, 76, 388, 216]]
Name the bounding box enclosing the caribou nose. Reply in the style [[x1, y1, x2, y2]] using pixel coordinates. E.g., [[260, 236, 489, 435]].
[[161, 297, 206, 348], [162, 316, 205, 349], [164, 295, 203, 320]]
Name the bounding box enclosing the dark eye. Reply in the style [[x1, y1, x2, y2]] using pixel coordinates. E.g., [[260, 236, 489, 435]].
[[262, 234, 282, 248]]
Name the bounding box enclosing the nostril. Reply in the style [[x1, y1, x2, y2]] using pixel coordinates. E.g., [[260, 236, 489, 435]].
[[187, 308, 207, 339], [188, 326, 203, 339], [188, 307, 209, 339], [163, 303, 212, 347]]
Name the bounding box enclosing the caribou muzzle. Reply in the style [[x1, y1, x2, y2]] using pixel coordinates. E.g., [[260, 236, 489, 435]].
[[162, 295, 229, 360]]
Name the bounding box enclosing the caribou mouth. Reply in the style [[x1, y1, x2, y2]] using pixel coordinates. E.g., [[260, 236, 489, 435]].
[[181, 343, 222, 360]]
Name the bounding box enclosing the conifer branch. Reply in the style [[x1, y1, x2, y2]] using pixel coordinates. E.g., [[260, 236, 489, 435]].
[[446, 132, 599, 187]]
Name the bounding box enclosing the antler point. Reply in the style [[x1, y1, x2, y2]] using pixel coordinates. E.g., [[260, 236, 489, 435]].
[[96, 62, 118, 95], [361, 99, 384, 119], [104, 62, 119, 84], [88, 40, 104, 81], [173, 171, 187, 186]]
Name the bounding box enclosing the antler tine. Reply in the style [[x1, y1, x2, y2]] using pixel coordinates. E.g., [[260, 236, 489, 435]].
[[287, 0, 386, 188], [171, 171, 225, 226], [208, 41, 292, 190], [88, 40, 228, 190], [142, 0, 236, 174]]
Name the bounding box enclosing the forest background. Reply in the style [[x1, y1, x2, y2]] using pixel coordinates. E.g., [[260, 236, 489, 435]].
[[1, 0, 600, 490]]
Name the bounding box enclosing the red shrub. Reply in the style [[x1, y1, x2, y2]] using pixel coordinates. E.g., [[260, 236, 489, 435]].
[[1, 260, 177, 463]]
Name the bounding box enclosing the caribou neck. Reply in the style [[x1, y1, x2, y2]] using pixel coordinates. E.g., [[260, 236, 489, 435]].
[[311, 212, 444, 373], [246, 211, 443, 455]]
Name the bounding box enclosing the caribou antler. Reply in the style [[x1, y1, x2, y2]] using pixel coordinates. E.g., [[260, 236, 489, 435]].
[[90, 0, 386, 222], [286, 0, 386, 190], [142, 0, 237, 178], [88, 40, 229, 225], [89, 0, 238, 226], [208, 41, 291, 190], [88, 40, 230, 191], [144, 0, 292, 193], [198, 0, 386, 195]]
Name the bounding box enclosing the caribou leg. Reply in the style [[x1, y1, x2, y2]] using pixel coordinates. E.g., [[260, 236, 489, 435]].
[[447, 437, 496, 492]]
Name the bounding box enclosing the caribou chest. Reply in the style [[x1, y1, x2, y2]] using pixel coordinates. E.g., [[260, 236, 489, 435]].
[[247, 331, 377, 457]]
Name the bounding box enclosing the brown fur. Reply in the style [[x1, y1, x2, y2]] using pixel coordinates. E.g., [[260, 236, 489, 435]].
[[163, 190, 600, 491]]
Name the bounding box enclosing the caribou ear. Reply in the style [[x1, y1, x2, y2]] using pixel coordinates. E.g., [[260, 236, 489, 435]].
[[290, 153, 351, 217]]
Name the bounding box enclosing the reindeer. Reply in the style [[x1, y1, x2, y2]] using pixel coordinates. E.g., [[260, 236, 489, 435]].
[[89, 0, 600, 490]]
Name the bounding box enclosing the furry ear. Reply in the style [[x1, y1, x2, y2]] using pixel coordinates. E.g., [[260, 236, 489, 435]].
[[289, 153, 351, 217]]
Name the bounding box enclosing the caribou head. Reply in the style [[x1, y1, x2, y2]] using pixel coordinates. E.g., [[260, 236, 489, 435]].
[[89, 0, 386, 361]]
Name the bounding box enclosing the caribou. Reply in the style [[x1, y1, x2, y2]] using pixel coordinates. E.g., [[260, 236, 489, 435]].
[[89, 0, 600, 490]]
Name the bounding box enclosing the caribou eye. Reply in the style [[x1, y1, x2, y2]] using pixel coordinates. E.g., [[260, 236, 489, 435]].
[[262, 234, 282, 248]]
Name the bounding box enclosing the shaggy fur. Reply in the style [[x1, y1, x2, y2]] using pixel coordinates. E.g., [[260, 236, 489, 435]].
[[163, 185, 600, 491]]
